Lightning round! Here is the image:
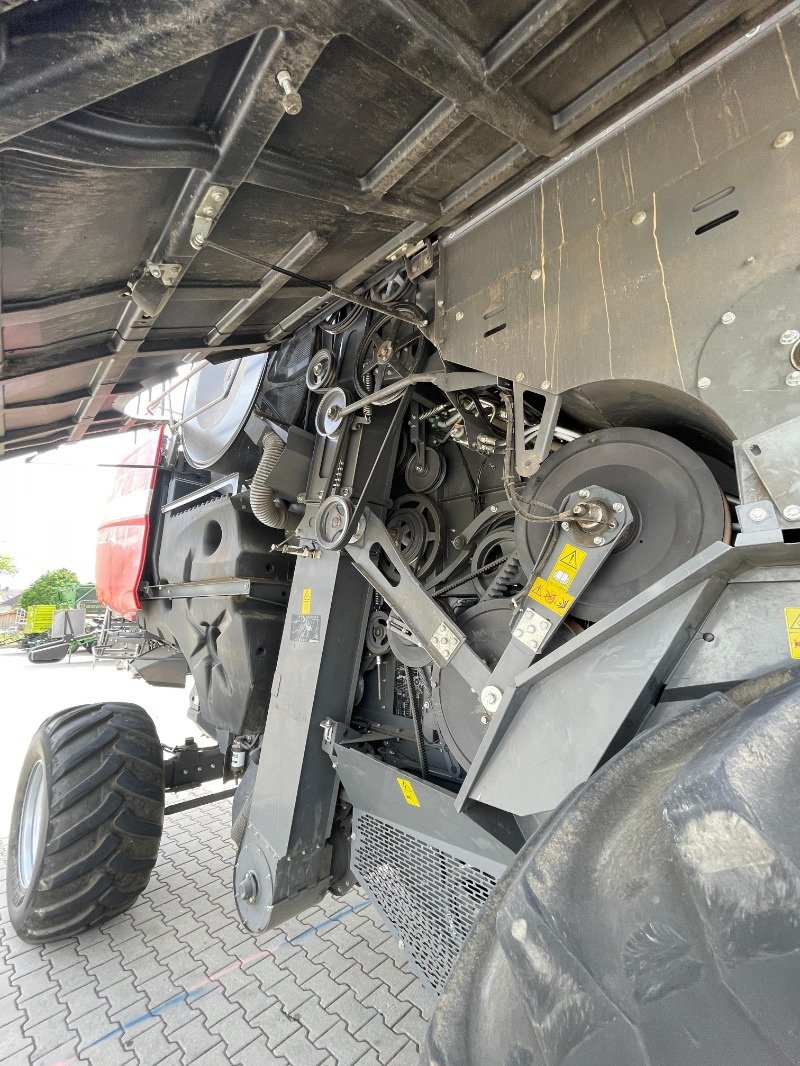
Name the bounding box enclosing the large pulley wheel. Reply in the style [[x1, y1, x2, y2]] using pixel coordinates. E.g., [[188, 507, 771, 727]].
[[424, 667, 800, 1066], [353, 312, 426, 404], [385, 493, 442, 579], [515, 428, 729, 621]]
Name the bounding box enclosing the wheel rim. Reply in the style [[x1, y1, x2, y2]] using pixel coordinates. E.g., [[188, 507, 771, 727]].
[[18, 761, 46, 889]]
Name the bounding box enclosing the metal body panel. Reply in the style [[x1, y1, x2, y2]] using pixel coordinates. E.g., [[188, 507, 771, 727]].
[[330, 740, 514, 873], [437, 13, 800, 447], [458, 542, 800, 817]]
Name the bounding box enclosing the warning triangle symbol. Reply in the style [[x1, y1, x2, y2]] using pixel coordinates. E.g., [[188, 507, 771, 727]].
[[790, 611, 800, 631], [563, 550, 578, 566]]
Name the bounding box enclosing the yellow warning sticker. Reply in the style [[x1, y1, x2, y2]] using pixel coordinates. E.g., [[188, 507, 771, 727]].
[[301, 587, 312, 615], [548, 543, 587, 590], [528, 576, 575, 616], [785, 608, 800, 659], [396, 777, 421, 807]]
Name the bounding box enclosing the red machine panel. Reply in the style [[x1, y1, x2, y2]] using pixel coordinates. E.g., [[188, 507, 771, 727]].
[[95, 426, 164, 620]]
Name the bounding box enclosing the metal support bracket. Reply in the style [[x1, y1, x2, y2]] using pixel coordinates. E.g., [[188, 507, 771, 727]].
[[481, 485, 633, 708], [513, 383, 561, 477], [190, 184, 230, 250], [345, 510, 490, 693]]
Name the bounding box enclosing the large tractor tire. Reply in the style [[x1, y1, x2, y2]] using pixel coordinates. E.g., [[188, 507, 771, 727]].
[[425, 667, 800, 1066], [7, 702, 165, 942]]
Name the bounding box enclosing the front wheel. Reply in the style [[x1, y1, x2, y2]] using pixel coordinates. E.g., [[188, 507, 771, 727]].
[[7, 702, 165, 942]]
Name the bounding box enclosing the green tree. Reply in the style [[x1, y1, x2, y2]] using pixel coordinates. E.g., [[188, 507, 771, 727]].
[[19, 568, 80, 608], [0, 555, 17, 577]]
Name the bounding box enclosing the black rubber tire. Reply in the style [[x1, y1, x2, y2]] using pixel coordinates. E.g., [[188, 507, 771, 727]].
[[425, 667, 800, 1066], [7, 702, 165, 942]]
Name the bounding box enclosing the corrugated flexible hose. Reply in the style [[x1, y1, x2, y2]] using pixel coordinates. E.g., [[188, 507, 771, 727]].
[[250, 431, 288, 529]]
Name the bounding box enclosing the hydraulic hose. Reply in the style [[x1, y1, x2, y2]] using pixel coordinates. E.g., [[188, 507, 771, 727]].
[[250, 431, 288, 529]]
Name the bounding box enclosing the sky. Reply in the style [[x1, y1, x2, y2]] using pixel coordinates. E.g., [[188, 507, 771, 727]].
[[0, 431, 142, 589]]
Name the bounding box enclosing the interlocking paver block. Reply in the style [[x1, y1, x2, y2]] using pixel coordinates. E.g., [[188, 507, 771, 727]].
[[395, 1004, 429, 1047], [271, 974, 313, 1015], [251, 1000, 302, 1049], [290, 994, 337, 1042], [302, 970, 345, 1010], [329, 989, 377, 1035], [313, 1020, 372, 1066], [275, 1026, 328, 1066], [355, 1015, 408, 1064], [212, 1009, 264, 1056], [338, 962, 381, 1000], [170, 1014, 223, 1062]]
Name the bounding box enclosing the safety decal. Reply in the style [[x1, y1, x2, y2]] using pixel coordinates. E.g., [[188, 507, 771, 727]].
[[785, 608, 800, 660], [290, 614, 320, 643], [301, 587, 312, 615], [548, 543, 587, 590], [396, 777, 421, 807], [528, 576, 575, 616]]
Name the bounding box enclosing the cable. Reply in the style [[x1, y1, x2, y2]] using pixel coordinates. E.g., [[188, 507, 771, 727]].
[[204, 239, 428, 328]]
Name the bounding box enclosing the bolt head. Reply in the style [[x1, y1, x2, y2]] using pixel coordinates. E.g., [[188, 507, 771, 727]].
[[211, 190, 223, 202], [516, 372, 525, 382], [530, 269, 542, 281], [631, 210, 647, 226], [282, 92, 303, 115], [786, 372, 800, 387], [780, 329, 800, 345], [593, 536, 605, 546], [698, 376, 711, 389], [784, 505, 800, 521], [560, 521, 570, 530], [748, 506, 768, 522], [773, 130, 795, 148], [490, 504, 498, 514], [513, 628, 523, 638], [481, 715, 489, 725], [612, 501, 624, 512], [721, 311, 736, 325], [194, 233, 205, 245], [455, 310, 464, 321], [541, 379, 551, 389], [578, 488, 591, 498]]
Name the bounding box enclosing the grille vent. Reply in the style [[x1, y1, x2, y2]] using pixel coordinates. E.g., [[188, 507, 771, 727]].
[[352, 811, 498, 992]]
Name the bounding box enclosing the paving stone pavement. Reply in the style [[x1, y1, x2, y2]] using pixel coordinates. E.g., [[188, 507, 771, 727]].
[[0, 796, 433, 1065]]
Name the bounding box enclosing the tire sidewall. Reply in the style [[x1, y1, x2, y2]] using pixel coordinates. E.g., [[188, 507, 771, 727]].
[[7, 728, 52, 933]]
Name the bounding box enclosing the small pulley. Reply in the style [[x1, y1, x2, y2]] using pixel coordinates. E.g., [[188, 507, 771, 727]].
[[315, 386, 349, 439], [306, 348, 337, 392], [314, 495, 355, 549]]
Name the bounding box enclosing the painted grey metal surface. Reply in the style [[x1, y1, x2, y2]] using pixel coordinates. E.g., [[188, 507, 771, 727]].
[[329, 736, 514, 873], [666, 567, 800, 688], [236, 549, 372, 931], [436, 11, 800, 450], [457, 542, 799, 817]]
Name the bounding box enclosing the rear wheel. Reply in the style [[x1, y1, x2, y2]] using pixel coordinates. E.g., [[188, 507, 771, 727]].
[[425, 667, 800, 1066], [7, 702, 165, 942]]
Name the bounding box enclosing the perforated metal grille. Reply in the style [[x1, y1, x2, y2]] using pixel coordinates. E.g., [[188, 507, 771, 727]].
[[352, 811, 498, 992], [257, 327, 314, 426]]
